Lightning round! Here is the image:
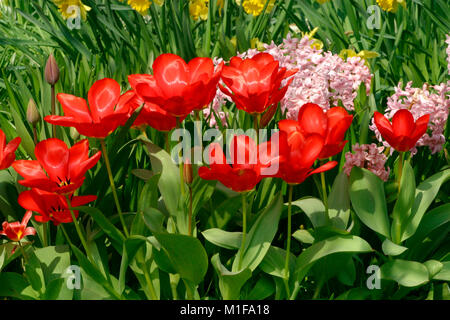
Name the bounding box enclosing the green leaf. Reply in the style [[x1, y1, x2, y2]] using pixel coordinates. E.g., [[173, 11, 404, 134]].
[[433, 261, 450, 281], [292, 229, 315, 244], [202, 228, 242, 250], [350, 167, 390, 238], [232, 193, 283, 272], [260, 246, 295, 279], [118, 236, 147, 295], [153, 233, 208, 286], [391, 160, 415, 242], [423, 260, 443, 279], [291, 197, 327, 228], [0, 272, 38, 299], [381, 239, 408, 256], [401, 169, 450, 241], [80, 206, 125, 246], [295, 235, 372, 283], [141, 208, 166, 234], [381, 259, 429, 287], [328, 171, 351, 229], [211, 254, 252, 300]]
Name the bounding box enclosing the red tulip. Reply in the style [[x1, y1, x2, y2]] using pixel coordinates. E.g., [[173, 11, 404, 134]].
[[12, 138, 101, 194], [0, 129, 21, 170], [374, 109, 430, 152], [271, 130, 337, 185], [128, 54, 223, 118], [44, 78, 130, 138], [18, 189, 96, 226], [0, 211, 36, 242], [199, 135, 264, 192], [219, 53, 297, 115], [280, 103, 353, 160], [117, 90, 184, 132]]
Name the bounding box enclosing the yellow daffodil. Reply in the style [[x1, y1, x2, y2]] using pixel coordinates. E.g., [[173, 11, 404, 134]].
[[250, 38, 265, 51], [53, 0, 91, 20], [236, 0, 276, 17], [315, 0, 331, 3], [289, 25, 324, 50], [123, 0, 163, 16], [339, 48, 379, 68], [189, 0, 209, 21], [376, 0, 406, 12]]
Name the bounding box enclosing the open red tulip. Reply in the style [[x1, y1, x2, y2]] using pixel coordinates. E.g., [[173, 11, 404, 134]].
[[280, 103, 353, 159], [44, 78, 130, 138], [199, 135, 264, 192], [117, 90, 185, 132], [271, 130, 337, 185], [219, 53, 297, 115], [373, 109, 430, 152], [0, 211, 36, 242], [128, 54, 223, 118], [18, 189, 96, 226], [12, 138, 101, 194], [0, 129, 21, 170]]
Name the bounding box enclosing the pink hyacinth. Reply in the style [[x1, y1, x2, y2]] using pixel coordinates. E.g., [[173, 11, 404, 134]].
[[204, 57, 230, 128], [369, 81, 450, 155], [343, 143, 390, 181], [237, 34, 372, 119]]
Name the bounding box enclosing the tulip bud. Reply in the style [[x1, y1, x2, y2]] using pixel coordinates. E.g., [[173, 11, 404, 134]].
[[183, 159, 193, 185], [44, 54, 60, 85], [70, 127, 80, 141], [26, 99, 40, 125], [259, 104, 278, 128]]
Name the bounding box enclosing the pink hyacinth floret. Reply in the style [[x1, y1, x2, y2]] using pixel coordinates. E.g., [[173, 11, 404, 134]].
[[344, 143, 390, 181]]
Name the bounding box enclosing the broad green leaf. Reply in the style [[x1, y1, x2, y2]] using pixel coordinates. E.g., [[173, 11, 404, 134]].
[[295, 235, 372, 283], [141, 208, 166, 234], [391, 160, 416, 242], [202, 228, 242, 250], [232, 193, 283, 272], [328, 171, 351, 229], [350, 167, 390, 238], [211, 254, 251, 300], [0, 272, 38, 300], [260, 246, 295, 279], [291, 197, 327, 228], [382, 239, 408, 256], [80, 206, 125, 246], [401, 169, 450, 241], [433, 261, 450, 281], [118, 236, 147, 295], [424, 260, 443, 279], [381, 259, 429, 287], [292, 229, 315, 244], [153, 233, 208, 286]]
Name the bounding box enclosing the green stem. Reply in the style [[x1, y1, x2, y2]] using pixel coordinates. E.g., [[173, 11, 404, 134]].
[[51, 85, 56, 138], [42, 222, 48, 247], [17, 241, 28, 265], [394, 152, 404, 243], [188, 186, 193, 237], [32, 125, 38, 146], [65, 195, 94, 263], [100, 139, 129, 238], [59, 224, 73, 247], [238, 193, 247, 271], [253, 114, 260, 144], [142, 262, 158, 300], [397, 152, 404, 193], [320, 170, 328, 214], [176, 117, 185, 196], [283, 184, 293, 297]]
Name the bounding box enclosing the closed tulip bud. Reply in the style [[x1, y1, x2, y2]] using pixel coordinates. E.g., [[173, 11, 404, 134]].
[[27, 98, 40, 125], [259, 104, 278, 128], [183, 159, 193, 185], [44, 54, 60, 85], [70, 127, 80, 141]]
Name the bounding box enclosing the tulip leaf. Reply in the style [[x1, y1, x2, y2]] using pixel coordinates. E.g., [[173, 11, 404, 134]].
[[118, 236, 147, 295], [141, 208, 166, 234], [0, 272, 39, 300], [423, 260, 443, 279], [391, 160, 415, 242], [232, 193, 283, 272], [295, 235, 372, 283], [350, 167, 390, 238], [260, 245, 295, 279], [328, 171, 351, 230], [433, 261, 450, 281], [153, 233, 208, 286], [292, 229, 315, 244], [291, 197, 327, 228], [202, 228, 242, 250], [380, 259, 429, 287], [401, 168, 450, 241], [381, 238, 408, 256], [211, 253, 252, 300]]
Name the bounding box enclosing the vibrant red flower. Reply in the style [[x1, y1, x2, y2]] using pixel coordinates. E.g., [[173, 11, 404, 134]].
[[128, 54, 223, 118], [374, 109, 430, 152], [219, 53, 297, 115], [199, 135, 265, 192], [0, 211, 36, 242], [0, 129, 21, 170], [12, 138, 101, 194], [117, 90, 185, 132], [44, 78, 130, 138], [270, 130, 337, 185], [18, 189, 96, 226], [280, 103, 353, 159]]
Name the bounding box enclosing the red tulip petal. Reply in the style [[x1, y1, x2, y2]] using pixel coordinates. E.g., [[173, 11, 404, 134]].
[[252, 53, 276, 68], [21, 210, 33, 226], [24, 227, 36, 237], [392, 109, 415, 137], [411, 114, 430, 143], [278, 119, 301, 136], [230, 135, 257, 168], [68, 139, 101, 181], [297, 103, 328, 137], [221, 67, 248, 97], [188, 57, 214, 83], [35, 138, 69, 183], [57, 93, 92, 122], [71, 195, 97, 207], [12, 160, 48, 180], [298, 134, 325, 168], [310, 161, 338, 175], [373, 111, 395, 145], [229, 56, 243, 68], [153, 53, 189, 97], [18, 189, 44, 215], [87, 78, 121, 122]]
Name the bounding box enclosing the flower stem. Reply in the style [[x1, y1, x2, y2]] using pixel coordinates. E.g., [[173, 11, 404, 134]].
[[397, 152, 404, 193], [42, 222, 48, 247], [100, 139, 129, 238], [253, 114, 260, 144], [394, 152, 404, 243], [176, 117, 185, 196], [283, 184, 293, 297], [320, 170, 328, 214], [188, 186, 193, 237], [51, 85, 56, 138], [32, 125, 38, 146], [142, 262, 158, 300], [238, 193, 247, 271], [59, 224, 73, 247], [65, 194, 94, 263], [17, 241, 28, 265]]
